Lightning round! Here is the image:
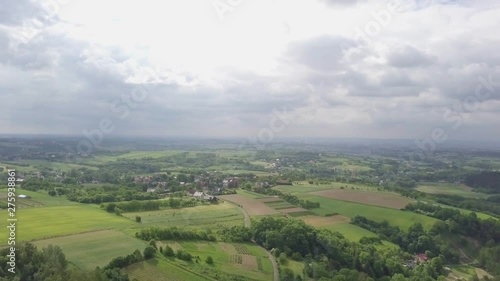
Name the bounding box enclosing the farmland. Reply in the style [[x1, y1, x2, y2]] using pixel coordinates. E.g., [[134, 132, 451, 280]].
[[156, 241, 274, 281], [0, 188, 78, 208], [297, 194, 439, 230], [1, 204, 133, 241], [1, 138, 499, 281], [125, 259, 212, 281], [219, 195, 279, 216], [274, 181, 378, 194], [33, 230, 148, 270], [122, 202, 244, 230], [311, 189, 413, 209], [416, 182, 490, 199]]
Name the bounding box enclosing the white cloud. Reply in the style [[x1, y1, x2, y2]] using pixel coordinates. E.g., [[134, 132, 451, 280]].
[[0, 0, 499, 141]]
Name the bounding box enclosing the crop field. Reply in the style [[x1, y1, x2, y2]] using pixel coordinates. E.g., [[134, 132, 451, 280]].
[[33, 229, 147, 270], [160, 241, 274, 281], [7, 160, 98, 172], [300, 215, 351, 227], [237, 189, 268, 199], [219, 195, 279, 216], [256, 197, 282, 202], [311, 189, 413, 209], [122, 203, 243, 230], [1, 205, 133, 242], [125, 259, 212, 281], [274, 182, 378, 194], [263, 200, 296, 210], [416, 182, 490, 199], [0, 189, 77, 208], [279, 207, 308, 214], [322, 223, 399, 249], [221, 170, 274, 177], [297, 194, 438, 230]]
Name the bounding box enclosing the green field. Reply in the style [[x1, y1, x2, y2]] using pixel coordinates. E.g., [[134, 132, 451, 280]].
[[280, 259, 304, 279], [0, 189, 78, 208], [156, 241, 274, 281], [275, 182, 378, 194], [416, 182, 490, 199], [1, 205, 133, 242], [122, 203, 243, 231], [321, 223, 398, 249], [299, 195, 438, 230], [125, 259, 212, 281], [237, 189, 268, 199], [34, 229, 148, 270], [264, 201, 296, 210]]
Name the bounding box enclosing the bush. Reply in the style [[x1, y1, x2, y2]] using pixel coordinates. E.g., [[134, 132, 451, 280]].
[[143, 246, 156, 259], [163, 246, 175, 257], [206, 256, 214, 264], [176, 250, 192, 262], [135, 216, 141, 223]]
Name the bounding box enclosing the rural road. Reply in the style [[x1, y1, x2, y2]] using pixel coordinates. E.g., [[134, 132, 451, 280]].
[[222, 198, 279, 281]]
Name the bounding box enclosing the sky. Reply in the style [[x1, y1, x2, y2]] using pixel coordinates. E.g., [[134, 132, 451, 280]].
[[0, 0, 499, 143]]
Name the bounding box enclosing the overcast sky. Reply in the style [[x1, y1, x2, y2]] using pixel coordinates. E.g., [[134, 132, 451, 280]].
[[0, 0, 499, 142]]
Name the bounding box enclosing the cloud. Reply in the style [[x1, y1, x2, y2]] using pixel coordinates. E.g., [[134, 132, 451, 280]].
[[386, 45, 436, 68], [0, 0, 499, 141]]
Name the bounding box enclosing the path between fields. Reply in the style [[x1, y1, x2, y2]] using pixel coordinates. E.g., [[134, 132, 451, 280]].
[[231, 201, 278, 281]]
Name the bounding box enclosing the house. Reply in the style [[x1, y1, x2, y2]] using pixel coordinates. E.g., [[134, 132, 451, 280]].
[[193, 191, 205, 199], [146, 188, 157, 193], [403, 260, 417, 269], [415, 254, 428, 263], [18, 194, 31, 199]]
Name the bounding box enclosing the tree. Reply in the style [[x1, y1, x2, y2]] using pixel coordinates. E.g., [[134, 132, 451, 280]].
[[143, 246, 156, 259], [279, 253, 288, 265], [114, 207, 122, 216], [163, 246, 175, 257], [135, 216, 141, 223], [206, 256, 214, 264]]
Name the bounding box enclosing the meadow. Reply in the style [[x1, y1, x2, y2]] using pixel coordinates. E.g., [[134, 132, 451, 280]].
[[312, 189, 413, 209], [0, 189, 78, 208], [33, 229, 148, 270], [274, 182, 379, 194], [298, 194, 439, 230], [125, 259, 213, 281], [155, 241, 274, 281], [122, 203, 244, 230], [416, 182, 490, 199], [1, 205, 133, 241]]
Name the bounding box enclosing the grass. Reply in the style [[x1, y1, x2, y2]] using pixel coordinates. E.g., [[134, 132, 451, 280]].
[[237, 189, 268, 199], [33, 230, 148, 270], [122, 203, 243, 231], [298, 194, 438, 230], [322, 223, 377, 240], [416, 182, 490, 199], [1, 205, 133, 242], [0, 189, 77, 208], [264, 201, 296, 210], [275, 182, 378, 194], [220, 170, 274, 177], [159, 241, 274, 281], [124, 259, 212, 281], [281, 259, 304, 278]]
